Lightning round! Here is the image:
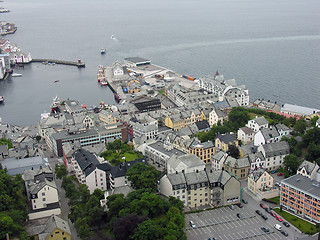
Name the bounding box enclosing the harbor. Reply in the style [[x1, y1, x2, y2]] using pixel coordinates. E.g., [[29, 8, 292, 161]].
[[32, 58, 85, 68]]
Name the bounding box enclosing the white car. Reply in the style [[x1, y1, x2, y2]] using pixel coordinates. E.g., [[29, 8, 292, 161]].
[[189, 221, 196, 228], [274, 224, 282, 231]]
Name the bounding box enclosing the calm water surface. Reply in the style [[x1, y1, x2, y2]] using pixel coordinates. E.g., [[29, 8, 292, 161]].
[[0, 0, 319, 125]]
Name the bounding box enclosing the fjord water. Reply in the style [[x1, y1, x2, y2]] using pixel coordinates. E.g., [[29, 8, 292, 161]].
[[0, 0, 319, 125]]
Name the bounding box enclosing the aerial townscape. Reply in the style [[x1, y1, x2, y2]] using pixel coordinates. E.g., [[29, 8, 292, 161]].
[[1, 55, 320, 240], [0, 2, 320, 240]]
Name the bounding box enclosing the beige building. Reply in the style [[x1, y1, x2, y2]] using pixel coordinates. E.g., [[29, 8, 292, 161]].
[[248, 169, 274, 194], [215, 133, 239, 152], [99, 109, 119, 125], [164, 109, 206, 130], [188, 140, 215, 164], [223, 156, 250, 180], [160, 169, 240, 208]]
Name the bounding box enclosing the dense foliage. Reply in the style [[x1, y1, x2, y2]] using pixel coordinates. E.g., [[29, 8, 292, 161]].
[[127, 162, 160, 192], [55, 163, 68, 180], [61, 176, 107, 239], [0, 138, 13, 149], [0, 170, 28, 240], [106, 190, 185, 240]]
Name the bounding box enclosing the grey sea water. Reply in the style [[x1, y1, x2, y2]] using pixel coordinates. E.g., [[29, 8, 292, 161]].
[[0, 0, 319, 125]]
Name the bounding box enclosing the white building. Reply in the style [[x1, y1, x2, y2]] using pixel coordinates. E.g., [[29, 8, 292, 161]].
[[237, 127, 254, 144], [297, 160, 319, 179], [254, 127, 280, 146], [258, 141, 290, 170], [209, 107, 227, 127], [167, 154, 205, 174], [246, 116, 269, 133], [211, 151, 228, 171]]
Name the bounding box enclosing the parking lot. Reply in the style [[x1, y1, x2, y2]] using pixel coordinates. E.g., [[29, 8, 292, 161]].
[[185, 205, 286, 240]]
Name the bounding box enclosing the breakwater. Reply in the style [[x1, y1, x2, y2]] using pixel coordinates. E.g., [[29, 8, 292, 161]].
[[31, 59, 85, 68]]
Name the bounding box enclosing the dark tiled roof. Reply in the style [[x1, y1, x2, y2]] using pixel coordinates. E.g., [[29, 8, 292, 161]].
[[195, 120, 210, 131], [215, 133, 237, 143], [73, 149, 100, 177], [110, 158, 147, 178]]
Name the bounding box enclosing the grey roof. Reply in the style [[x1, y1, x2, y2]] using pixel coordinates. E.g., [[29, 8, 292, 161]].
[[253, 116, 269, 126], [1, 156, 47, 176], [247, 152, 265, 164], [249, 168, 270, 182], [211, 151, 226, 162], [239, 126, 254, 135], [224, 155, 250, 168], [185, 170, 208, 185], [166, 172, 186, 186], [215, 133, 237, 143], [213, 101, 230, 110], [275, 123, 291, 132], [281, 104, 320, 116], [23, 167, 53, 182], [205, 169, 233, 185], [148, 141, 185, 157], [260, 127, 279, 141], [29, 179, 57, 195], [195, 120, 210, 131], [38, 215, 71, 240], [108, 185, 134, 196], [124, 57, 150, 64], [282, 174, 320, 199], [168, 154, 205, 170], [262, 141, 290, 157], [298, 160, 317, 175]]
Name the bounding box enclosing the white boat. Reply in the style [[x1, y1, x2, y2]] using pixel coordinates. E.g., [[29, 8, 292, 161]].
[[101, 48, 106, 54], [110, 35, 115, 39], [0, 96, 4, 103], [11, 73, 22, 77]]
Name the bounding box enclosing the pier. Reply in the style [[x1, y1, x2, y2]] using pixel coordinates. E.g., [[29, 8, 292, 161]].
[[31, 58, 85, 68]]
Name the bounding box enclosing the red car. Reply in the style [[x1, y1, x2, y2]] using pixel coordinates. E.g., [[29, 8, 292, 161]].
[[270, 211, 276, 217], [275, 215, 283, 222], [260, 203, 266, 209], [277, 172, 284, 176]]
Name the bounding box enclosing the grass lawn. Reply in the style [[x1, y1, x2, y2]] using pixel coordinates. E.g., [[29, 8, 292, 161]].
[[103, 152, 142, 164], [274, 208, 318, 235], [266, 196, 280, 205]]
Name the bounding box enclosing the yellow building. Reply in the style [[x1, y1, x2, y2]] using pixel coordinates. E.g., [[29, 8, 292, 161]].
[[248, 169, 274, 194], [215, 133, 238, 152], [223, 156, 250, 180], [29, 215, 71, 240], [165, 109, 206, 130], [189, 140, 215, 164]]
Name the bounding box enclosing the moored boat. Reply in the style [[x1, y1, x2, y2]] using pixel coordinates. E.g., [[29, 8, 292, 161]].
[[11, 73, 22, 77], [50, 96, 61, 113], [101, 48, 106, 54], [0, 96, 4, 103]]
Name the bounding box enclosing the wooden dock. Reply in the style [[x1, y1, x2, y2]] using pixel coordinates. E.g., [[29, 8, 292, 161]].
[[31, 59, 85, 68]]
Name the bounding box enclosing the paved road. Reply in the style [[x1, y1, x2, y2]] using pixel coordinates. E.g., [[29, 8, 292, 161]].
[[47, 157, 81, 240]]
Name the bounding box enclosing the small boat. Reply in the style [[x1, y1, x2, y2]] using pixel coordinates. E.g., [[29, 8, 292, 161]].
[[110, 35, 115, 39], [11, 73, 22, 77], [53, 80, 60, 83], [0, 96, 4, 103], [101, 48, 106, 54]]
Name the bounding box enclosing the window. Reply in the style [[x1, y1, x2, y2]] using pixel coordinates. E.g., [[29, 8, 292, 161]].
[[42, 192, 45, 196], [55, 231, 59, 234], [42, 198, 46, 201]]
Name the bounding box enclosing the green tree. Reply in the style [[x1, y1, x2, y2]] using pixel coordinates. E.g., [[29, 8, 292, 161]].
[[131, 219, 160, 240], [227, 144, 240, 159], [113, 214, 147, 240], [0, 138, 13, 149], [284, 154, 301, 175], [92, 189, 104, 200], [35, 135, 42, 142], [228, 107, 250, 130], [78, 184, 90, 204], [86, 195, 105, 226], [55, 163, 68, 179], [310, 116, 319, 126], [127, 162, 160, 192], [0, 215, 14, 239], [293, 119, 307, 135], [75, 217, 92, 239], [306, 143, 320, 164]]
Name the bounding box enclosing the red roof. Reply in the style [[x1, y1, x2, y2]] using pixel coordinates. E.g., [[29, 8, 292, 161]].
[[265, 110, 301, 120]]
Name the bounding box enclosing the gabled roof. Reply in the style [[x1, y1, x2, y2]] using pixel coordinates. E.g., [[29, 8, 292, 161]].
[[298, 160, 317, 175], [249, 168, 270, 182], [38, 215, 71, 240], [185, 170, 208, 185], [252, 116, 269, 126], [262, 141, 290, 157], [239, 126, 254, 135], [260, 127, 279, 141], [109, 158, 147, 178], [215, 133, 237, 143], [195, 120, 210, 131], [206, 169, 234, 185], [224, 156, 250, 168], [73, 149, 100, 177], [168, 154, 205, 170], [166, 172, 186, 186]]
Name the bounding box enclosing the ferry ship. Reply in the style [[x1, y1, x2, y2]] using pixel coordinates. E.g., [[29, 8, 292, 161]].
[[51, 96, 61, 113]]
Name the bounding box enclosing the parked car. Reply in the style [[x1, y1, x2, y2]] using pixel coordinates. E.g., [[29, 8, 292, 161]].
[[275, 215, 283, 222], [265, 208, 271, 213], [256, 210, 262, 216], [236, 203, 243, 208], [274, 224, 282, 231], [280, 230, 288, 236], [242, 199, 248, 204], [277, 172, 284, 176], [229, 205, 235, 210], [283, 222, 290, 227], [271, 170, 278, 174], [260, 203, 266, 209], [236, 213, 242, 219], [270, 211, 276, 217], [261, 214, 268, 220], [189, 221, 196, 228], [208, 238, 216, 240], [261, 226, 270, 233]]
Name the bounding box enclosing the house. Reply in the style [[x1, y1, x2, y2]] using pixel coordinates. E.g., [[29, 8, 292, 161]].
[[275, 123, 292, 137], [9, 50, 32, 64], [281, 103, 320, 117], [248, 169, 274, 195], [130, 96, 161, 113], [280, 175, 320, 223], [70, 149, 112, 193], [253, 127, 280, 146], [297, 160, 319, 179], [159, 169, 240, 208], [193, 120, 211, 133], [237, 127, 254, 144], [188, 139, 215, 164], [209, 107, 227, 127], [112, 61, 124, 76], [252, 99, 281, 112], [124, 57, 151, 68], [248, 151, 266, 171], [27, 214, 71, 240], [211, 151, 228, 171], [99, 109, 119, 125], [0, 144, 9, 160], [24, 168, 61, 220], [258, 141, 290, 170], [167, 154, 205, 174], [109, 158, 148, 190], [246, 116, 269, 133], [215, 133, 239, 152], [223, 156, 250, 180]]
